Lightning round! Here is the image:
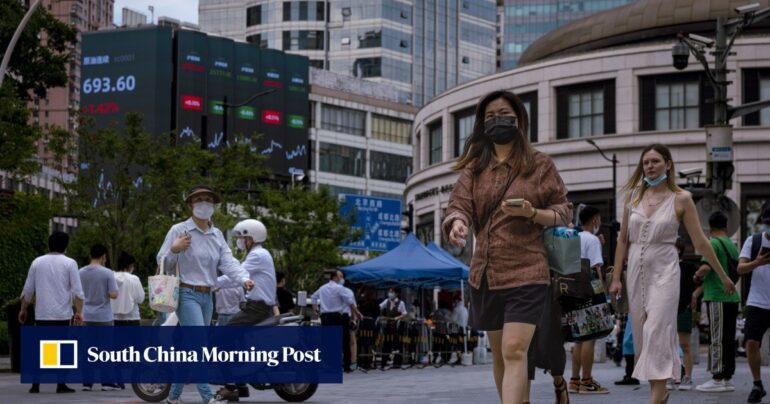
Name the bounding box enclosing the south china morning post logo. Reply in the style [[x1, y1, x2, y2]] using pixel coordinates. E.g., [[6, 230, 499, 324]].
[[23, 326, 342, 383], [40, 340, 78, 369]]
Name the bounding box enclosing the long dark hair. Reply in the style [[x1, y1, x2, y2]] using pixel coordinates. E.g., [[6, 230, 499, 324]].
[[453, 90, 536, 176], [622, 143, 683, 206]]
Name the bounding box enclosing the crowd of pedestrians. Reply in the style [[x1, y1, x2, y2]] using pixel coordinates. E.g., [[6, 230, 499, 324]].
[[443, 89, 770, 404], [13, 98, 770, 404]]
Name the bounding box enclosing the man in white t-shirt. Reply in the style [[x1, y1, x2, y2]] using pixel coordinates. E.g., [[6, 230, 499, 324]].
[[739, 202, 770, 404], [569, 206, 609, 395]]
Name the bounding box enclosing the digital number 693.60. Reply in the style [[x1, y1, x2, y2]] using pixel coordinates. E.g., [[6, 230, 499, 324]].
[[82, 75, 136, 94]]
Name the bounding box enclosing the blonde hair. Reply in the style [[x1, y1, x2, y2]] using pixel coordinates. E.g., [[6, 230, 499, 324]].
[[622, 143, 683, 206]]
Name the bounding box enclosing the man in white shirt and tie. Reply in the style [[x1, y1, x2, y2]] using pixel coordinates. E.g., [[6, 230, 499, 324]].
[[311, 270, 361, 372]]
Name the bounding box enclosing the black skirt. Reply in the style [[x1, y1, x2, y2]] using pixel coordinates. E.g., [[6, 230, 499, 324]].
[[468, 271, 548, 330]]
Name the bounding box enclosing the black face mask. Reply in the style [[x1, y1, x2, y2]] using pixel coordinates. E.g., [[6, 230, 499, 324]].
[[483, 116, 520, 145]]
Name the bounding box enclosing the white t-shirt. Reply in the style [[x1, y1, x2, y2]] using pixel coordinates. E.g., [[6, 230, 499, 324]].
[[740, 232, 770, 310], [21, 253, 85, 321], [579, 231, 604, 268]]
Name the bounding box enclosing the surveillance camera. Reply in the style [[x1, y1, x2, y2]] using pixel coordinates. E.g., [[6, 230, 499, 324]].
[[736, 3, 760, 14], [678, 167, 703, 178], [672, 42, 689, 70], [688, 33, 715, 47]]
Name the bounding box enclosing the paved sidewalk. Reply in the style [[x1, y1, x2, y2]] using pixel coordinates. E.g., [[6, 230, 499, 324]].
[[0, 354, 763, 403]]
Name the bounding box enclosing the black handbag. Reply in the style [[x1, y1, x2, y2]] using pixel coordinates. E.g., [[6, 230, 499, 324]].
[[554, 258, 595, 304]]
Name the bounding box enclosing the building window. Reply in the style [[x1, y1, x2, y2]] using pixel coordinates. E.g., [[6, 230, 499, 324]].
[[352, 57, 381, 78], [319, 142, 366, 177], [246, 5, 261, 26], [569, 90, 603, 137], [416, 212, 435, 244], [320, 104, 366, 136], [371, 114, 411, 144], [283, 1, 325, 22], [640, 73, 713, 131], [282, 30, 325, 51], [429, 120, 442, 165], [370, 151, 412, 183], [309, 60, 324, 69], [743, 68, 770, 126], [359, 30, 381, 48], [556, 80, 615, 139], [246, 34, 268, 48], [654, 82, 699, 130], [453, 107, 475, 157], [518, 91, 538, 143]]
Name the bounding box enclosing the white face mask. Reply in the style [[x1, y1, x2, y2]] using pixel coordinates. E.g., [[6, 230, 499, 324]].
[[592, 225, 601, 235], [236, 238, 246, 251], [388, 292, 396, 300], [193, 202, 215, 220]]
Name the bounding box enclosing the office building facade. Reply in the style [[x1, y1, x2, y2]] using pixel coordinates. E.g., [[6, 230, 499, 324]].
[[407, 0, 770, 261], [309, 68, 416, 200], [500, 0, 635, 70], [199, 0, 497, 106]]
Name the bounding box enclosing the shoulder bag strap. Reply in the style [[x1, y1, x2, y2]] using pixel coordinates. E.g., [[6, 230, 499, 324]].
[[751, 233, 762, 261], [477, 170, 517, 231], [714, 237, 736, 260]]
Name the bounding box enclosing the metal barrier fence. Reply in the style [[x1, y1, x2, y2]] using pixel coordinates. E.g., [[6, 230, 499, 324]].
[[355, 317, 479, 371]]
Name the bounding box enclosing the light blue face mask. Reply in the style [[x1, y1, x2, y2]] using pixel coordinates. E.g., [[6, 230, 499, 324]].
[[644, 173, 668, 187]]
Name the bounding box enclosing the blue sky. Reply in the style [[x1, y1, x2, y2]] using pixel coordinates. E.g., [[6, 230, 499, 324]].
[[113, 0, 199, 25]]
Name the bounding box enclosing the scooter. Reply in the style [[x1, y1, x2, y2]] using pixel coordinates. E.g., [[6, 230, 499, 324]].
[[131, 312, 319, 403]]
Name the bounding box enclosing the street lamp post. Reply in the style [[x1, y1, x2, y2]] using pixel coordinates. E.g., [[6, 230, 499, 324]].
[[672, 4, 770, 195], [291, 173, 305, 188], [0, 0, 43, 89], [219, 88, 276, 147], [586, 138, 619, 262]]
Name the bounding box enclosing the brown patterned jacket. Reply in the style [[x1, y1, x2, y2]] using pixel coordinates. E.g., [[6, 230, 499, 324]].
[[442, 152, 572, 290]]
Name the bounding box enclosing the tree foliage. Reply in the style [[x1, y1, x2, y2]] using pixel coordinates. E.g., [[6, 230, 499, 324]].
[[61, 114, 269, 280], [0, 0, 77, 177], [0, 0, 77, 100], [0, 191, 58, 313], [254, 186, 360, 293]]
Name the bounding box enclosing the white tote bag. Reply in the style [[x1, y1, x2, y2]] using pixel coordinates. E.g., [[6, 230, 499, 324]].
[[148, 259, 180, 313]]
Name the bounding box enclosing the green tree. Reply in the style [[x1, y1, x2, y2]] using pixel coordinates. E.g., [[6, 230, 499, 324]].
[[0, 191, 59, 311], [0, 0, 77, 177], [254, 186, 359, 292], [60, 114, 269, 280]]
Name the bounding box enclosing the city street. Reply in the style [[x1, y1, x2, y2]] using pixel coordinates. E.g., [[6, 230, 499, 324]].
[[0, 354, 760, 403]]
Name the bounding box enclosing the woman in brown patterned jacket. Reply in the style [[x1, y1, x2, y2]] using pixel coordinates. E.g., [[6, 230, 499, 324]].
[[443, 90, 572, 404]]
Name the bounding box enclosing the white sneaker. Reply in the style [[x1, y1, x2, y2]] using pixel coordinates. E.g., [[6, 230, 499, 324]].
[[666, 379, 676, 391], [696, 379, 728, 392], [207, 398, 227, 404], [165, 398, 183, 404], [679, 376, 693, 391], [724, 380, 735, 392]]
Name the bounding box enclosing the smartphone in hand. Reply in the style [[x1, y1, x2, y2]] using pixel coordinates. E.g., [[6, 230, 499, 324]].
[[505, 198, 525, 207], [760, 246, 770, 257]]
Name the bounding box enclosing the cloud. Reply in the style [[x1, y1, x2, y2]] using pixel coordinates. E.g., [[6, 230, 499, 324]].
[[114, 0, 199, 25]]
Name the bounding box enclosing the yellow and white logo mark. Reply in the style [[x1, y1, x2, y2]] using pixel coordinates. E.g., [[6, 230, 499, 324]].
[[40, 340, 78, 369]]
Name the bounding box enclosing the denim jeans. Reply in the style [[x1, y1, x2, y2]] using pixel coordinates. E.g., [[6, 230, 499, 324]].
[[169, 288, 214, 403], [217, 313, 235, 326]]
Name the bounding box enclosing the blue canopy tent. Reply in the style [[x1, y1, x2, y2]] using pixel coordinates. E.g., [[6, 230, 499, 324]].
[[342, 234, 468, 288], [342, 235, 471, 355]]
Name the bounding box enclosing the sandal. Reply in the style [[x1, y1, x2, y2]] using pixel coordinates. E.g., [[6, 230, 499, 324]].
[[554, 378, 570, 404]]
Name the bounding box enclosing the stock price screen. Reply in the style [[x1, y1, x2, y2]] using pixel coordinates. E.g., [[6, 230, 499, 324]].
[[80, 27, 173, 137], [81, 26, 309, 178], [175, 30, 309, 176]]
